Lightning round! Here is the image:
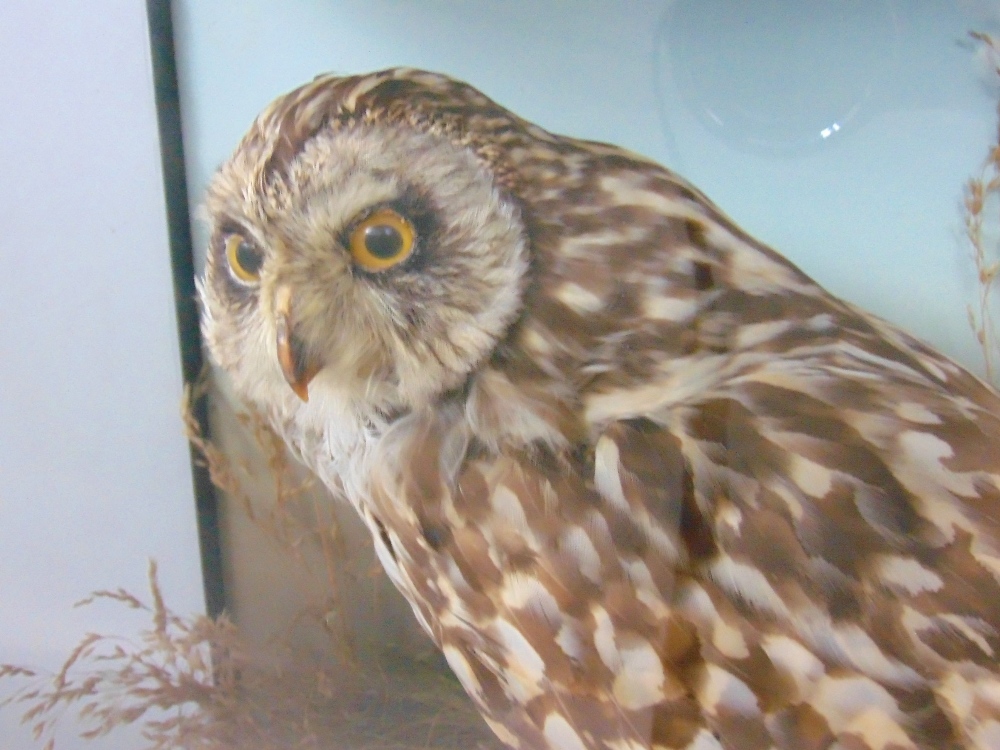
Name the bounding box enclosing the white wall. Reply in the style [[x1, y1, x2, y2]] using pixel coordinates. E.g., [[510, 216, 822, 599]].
[[0, 2, 206, 748]]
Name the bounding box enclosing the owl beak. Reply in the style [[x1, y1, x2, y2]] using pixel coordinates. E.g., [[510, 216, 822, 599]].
[[275, 285, 320, 402]]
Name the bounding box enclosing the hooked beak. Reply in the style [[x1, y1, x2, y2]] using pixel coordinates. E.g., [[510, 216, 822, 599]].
[[274, 284, 321, 402]]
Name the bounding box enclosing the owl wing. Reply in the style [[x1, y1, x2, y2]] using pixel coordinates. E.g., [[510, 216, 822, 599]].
[[579, 319, 1000, 749]]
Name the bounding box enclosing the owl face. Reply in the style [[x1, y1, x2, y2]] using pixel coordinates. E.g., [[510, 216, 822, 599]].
[[200, 116, 528, 417]]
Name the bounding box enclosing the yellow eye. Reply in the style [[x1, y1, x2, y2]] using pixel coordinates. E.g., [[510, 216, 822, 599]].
[[225, 233, 264, 283], [349, 209, 415, 271]]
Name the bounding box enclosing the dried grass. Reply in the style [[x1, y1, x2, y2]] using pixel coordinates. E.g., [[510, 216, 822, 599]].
[[965, 31, 1000, 382], [1, 560, 248, 749], [0, 561, 496, 750], [182, 378, 360, 667], [182, 377, 328, 561]]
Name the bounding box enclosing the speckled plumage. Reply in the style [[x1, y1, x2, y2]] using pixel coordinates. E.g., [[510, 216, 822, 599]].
[[199, 68, 1000, 749]]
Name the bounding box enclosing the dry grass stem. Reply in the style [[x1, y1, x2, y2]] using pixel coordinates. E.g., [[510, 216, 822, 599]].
[[1, 562, 498, 749], [966, 31, 1000, 382], [182, 379, 359, 664], [1, 561, 241, 749]]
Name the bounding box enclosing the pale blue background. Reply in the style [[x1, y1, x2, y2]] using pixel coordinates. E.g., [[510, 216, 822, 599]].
[[174, 0, 1000, 376]]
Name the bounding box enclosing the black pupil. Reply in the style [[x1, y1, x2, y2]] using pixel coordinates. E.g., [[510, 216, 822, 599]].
[[235, 240, 263, 275], [364, 224, 404, 259]]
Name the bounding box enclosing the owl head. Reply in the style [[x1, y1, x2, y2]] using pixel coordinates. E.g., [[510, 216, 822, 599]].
[[200, 68, 734, 440], [199, 70, 537, 421]]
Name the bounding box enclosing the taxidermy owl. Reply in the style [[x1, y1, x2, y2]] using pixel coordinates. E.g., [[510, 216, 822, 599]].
[[199, 69, 1000, 750]]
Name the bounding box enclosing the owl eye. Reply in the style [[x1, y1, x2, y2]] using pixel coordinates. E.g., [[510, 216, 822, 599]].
[[349, 209, 415, 271], [225, 233, 264, 283]]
